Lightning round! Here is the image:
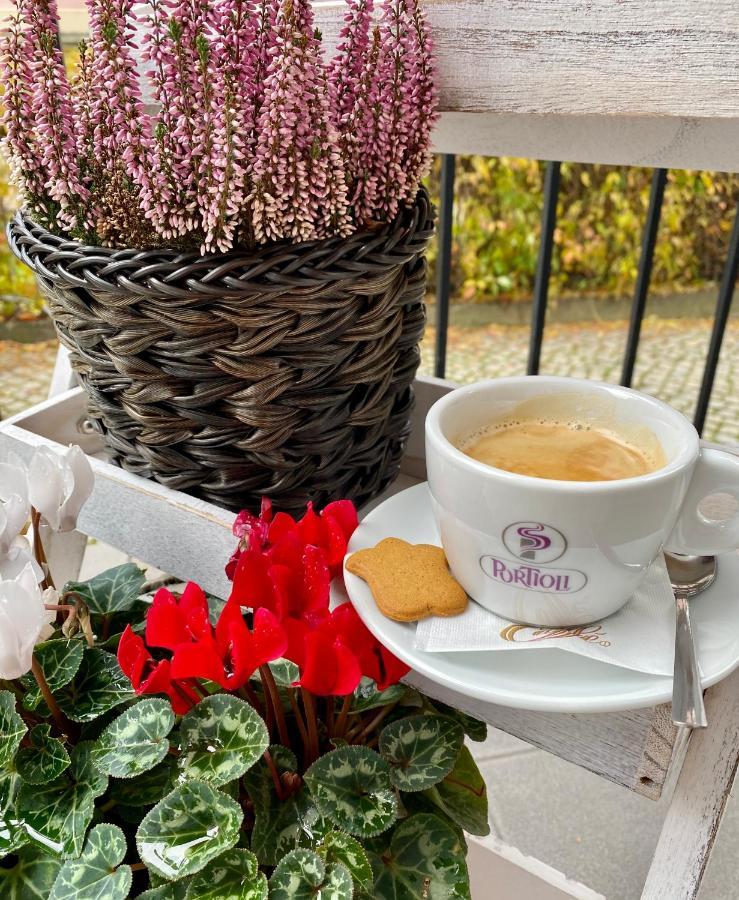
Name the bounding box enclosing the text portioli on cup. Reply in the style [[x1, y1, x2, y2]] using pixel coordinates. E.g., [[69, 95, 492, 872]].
[[479, 555, 587, 594]]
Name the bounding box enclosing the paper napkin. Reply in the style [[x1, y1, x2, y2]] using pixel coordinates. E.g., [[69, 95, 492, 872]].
[[415, 554, 682, 676]]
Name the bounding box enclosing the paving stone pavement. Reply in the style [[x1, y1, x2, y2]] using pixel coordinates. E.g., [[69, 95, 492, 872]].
[[420, 317, 739, 445], [0, 338, 57, 419]]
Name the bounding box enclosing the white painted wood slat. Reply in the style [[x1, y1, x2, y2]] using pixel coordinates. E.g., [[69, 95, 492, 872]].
[[314, 1, 739, 171]]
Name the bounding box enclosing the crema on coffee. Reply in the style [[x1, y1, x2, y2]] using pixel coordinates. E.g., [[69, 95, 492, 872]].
[[458, 418, 666, 482]]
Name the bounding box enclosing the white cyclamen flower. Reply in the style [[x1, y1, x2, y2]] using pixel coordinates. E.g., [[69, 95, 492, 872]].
[[0, 455, 29, 556], [0, 535, 44, 583], [0, 563, 55, 679], [28, 445, 94, 533]]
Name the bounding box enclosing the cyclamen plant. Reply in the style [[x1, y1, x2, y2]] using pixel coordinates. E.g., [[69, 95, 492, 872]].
[[0, 0, 438, 254], [0, 449, 488, 899]]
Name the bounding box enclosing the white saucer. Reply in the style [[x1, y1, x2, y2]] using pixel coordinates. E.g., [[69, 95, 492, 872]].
[[344, 482, 739, 713]]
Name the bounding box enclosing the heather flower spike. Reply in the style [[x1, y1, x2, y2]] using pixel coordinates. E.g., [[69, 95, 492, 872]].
[[1, 0, 437, 251]]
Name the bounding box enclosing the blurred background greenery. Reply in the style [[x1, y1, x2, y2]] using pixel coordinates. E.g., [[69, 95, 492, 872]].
[[425, 158, 738, 307]]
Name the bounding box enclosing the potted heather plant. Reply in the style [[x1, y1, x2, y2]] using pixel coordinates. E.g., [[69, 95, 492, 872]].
[[1, 0, 437, 515], [0, 448, 489, 898]]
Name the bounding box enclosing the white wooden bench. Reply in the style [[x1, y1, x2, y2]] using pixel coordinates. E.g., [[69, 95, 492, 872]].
[[5, 2, 739, 896]]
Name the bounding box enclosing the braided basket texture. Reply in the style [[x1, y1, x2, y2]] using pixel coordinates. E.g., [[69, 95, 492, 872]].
[[9, 191, 434, 514]]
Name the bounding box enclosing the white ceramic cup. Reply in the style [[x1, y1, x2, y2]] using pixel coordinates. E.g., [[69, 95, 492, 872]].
[[425, 376, 739, 626]]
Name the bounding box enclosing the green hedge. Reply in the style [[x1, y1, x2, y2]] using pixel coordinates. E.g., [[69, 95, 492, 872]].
[[427, 158, 739, 303]]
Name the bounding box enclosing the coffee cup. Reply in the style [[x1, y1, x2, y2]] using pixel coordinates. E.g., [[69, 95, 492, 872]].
[[425, 376, 739, 626]]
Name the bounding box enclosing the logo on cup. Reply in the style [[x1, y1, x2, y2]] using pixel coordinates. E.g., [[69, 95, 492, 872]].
[[503, 522, 566, 563]]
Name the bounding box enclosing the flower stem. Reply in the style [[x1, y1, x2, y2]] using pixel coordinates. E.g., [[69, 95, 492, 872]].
[[287, 688, 309, 749], [263, 749, 284, 801], [239, 683, 264, 719], [260, 665, 290, 748], [348, 700, 399, 743], [30, 508, 55, 591], [31, 655, 70, 737], [325, 696, 335, 739], [334, 694, 352, 739], [302, 688, 320, 765]]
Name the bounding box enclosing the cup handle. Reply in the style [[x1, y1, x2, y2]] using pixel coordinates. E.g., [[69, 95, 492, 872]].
[[664, 447, 739, 555]]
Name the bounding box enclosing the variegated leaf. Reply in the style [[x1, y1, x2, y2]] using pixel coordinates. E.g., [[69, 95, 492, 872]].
[[178, 695, 268, 787], [136, 780, 243, 881], [351, 678, 412, 713], [92, 699, 175, 778], [184, 848, 267, 900], [64, 563, 146, 615], [269, 849, 352, 900], [379, 714, 464, 792], [365, 813, 470, 899], [0, 845, 62, 898], [0, 691, 26, 770], [137, 882, 190, 899], [16, 742, 108, 858], [49, 823, 131, 900], [318, 831, 373, 891], [0, 774, 29, 857], [424, 745, 490, 837], [57, 649, 135, 723], [264, 659, 299, 687], [108, 757, 177, 808], [426, 702, 487, 743], [21, 640, 84, 711], [16, 724, 70, 784], [304, 746, 398, 839]]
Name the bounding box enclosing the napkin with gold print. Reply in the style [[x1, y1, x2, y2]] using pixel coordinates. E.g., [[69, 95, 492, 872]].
[[415, 554, 684, 676]]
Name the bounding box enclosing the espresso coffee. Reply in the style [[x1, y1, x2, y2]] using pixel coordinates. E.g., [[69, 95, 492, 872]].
[[459, 419, 665, 482]]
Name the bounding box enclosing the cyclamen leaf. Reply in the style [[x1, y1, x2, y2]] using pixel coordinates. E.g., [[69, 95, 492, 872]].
[[427, 702, 487, 743], [184, 848, 268, 900], [269, 849, 352, 900], [57, 649, 135, 723], [16, 724, 71, 784], [49, 824, 131, 900], [351, 678, 411, 713], [0, 774, 29, 857], [178, 695, 268, 787], [318, 831, 373, 891], [365, 813, 470, 900], [379, 714, 464, 792], [16, 742, 108, 858], [136, 780, 243, 881], [425, 745, 490, 837], [64, 563, 146, 616], [92, 699, 175, 778], [0, 845, 62, 898], [21, 640, 84, 711], [0, 691, 26, 769], [305, 746, 398, 839], [108, 757, 177, 808], [137, 883, 190, 899], [264, 659, 299, 687]]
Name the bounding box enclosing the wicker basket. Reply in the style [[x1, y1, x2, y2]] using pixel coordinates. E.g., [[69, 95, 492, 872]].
[[9, 191, 434, 514]]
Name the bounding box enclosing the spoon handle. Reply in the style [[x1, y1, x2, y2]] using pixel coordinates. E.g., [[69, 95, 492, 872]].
[[672, 591, 707, 728]]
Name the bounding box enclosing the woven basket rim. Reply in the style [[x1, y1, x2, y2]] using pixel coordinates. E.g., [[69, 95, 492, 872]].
[[9, 188, 431, 263]]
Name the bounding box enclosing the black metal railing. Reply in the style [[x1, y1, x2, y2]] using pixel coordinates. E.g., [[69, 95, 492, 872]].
[[431, 155, 739, 438]]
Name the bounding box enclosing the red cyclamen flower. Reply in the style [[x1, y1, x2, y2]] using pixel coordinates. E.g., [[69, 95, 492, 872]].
[[117, 582, 287, 710]]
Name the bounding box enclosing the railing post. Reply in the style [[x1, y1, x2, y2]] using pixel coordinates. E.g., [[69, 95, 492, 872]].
[[693, 201, 739, 435], [621, 168, 668, 387], [434, 154, 456, 379], [527, 161, 561, 376]]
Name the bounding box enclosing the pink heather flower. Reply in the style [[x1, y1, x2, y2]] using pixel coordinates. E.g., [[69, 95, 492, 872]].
[[140, 0, 205, 239], [250, 0, 351, 244], [0, 14, 49, 218], [86, 0, 151, 208], [18, 0, 89, 230], [401, 0, 438, 199], [327, 0, 373, 129]]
